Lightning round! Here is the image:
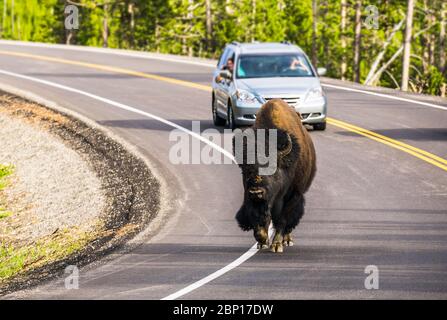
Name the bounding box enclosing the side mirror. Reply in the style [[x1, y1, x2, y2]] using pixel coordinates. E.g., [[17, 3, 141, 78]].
[[219, 69, 232, 80], [317, 67, 327, 76]]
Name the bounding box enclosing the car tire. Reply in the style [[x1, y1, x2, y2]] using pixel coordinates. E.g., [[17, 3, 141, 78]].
[[212, 95, 226, 126], [313, 122, 326, 131], [227, 102, 237, 130]]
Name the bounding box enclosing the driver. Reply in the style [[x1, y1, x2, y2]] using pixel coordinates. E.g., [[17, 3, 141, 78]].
[[216, 57, 234, 82], [225, 57, 234, 73]]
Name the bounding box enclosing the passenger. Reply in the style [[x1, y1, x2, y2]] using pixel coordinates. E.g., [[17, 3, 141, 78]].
[[285, 56, 310, 74]]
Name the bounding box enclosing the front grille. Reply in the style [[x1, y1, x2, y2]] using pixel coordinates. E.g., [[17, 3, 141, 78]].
[[264, 97, 300, 107]]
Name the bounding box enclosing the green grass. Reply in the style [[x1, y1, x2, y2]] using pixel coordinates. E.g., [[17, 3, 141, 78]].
[[0, 164, 14, 220], [0, 228, 97, 282], [0, 164, 14, 189], [0, 211, 12, 219]]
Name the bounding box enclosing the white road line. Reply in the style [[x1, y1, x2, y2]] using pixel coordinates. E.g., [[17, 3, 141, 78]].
[[161, 243, 259, 300], [162, 223, 275, 300], [321, 83, 447, 111], [0, 68, 262, 300], [0, 69, 233, 160]]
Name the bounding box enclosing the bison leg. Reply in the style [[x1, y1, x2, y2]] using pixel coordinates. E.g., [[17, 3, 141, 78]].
[[254, 226, 269, 249], [282, 193, 305, 236], [254, 215, 271, 249], [270, 231, 284, 253], [270, 192, 304, 252], [282, 233, 294, 246]]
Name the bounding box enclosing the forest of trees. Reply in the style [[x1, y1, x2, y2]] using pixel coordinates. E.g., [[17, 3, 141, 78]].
[[0, 0, 446, 96]]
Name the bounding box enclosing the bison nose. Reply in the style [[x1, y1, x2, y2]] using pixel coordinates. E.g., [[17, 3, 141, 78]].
[[248, 187, 266, 199]]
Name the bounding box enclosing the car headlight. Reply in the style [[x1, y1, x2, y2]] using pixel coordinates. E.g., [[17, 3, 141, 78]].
[[305, 87, 324, 101], [236, 89, 258, 104]]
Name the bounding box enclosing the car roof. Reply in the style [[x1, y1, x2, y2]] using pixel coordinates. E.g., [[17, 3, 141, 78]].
[[230, 42, 304, 55]]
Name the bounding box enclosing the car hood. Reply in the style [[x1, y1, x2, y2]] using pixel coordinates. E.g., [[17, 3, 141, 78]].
[[237, 77, 321, 97]]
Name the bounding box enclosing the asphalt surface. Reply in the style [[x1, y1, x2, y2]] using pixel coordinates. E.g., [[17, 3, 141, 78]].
[[0, 42, 447, 299]]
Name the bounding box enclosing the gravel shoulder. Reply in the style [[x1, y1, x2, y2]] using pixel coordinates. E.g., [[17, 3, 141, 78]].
[[0, 91, 161, 295], [0, 110, 105, 243]]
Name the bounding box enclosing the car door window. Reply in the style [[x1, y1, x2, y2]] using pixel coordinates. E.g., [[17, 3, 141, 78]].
[[218, 48, 230, 69]]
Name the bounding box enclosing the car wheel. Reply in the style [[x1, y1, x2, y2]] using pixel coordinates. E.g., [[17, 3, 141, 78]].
[[227, 102, 237, 130], [313, 122, 326, 131], [212, 95, 226, 126]]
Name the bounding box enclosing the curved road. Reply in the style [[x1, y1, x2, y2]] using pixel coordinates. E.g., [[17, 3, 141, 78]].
[[1, 41, 447, 299]]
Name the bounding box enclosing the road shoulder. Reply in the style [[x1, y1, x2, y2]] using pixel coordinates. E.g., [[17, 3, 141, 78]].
[[0, 89, 161, 295]]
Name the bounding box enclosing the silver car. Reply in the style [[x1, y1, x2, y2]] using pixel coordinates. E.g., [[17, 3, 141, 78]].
[[211, 42, 327, 130]]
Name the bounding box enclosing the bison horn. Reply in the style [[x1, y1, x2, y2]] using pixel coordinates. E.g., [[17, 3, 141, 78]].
[[278, 133, 292, 157]]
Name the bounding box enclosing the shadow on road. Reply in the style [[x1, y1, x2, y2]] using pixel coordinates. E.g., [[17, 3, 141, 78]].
[[97, 119, 227, 133]]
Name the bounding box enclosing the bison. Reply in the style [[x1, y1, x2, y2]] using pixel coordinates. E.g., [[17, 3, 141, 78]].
[[233, 99, 316, 253]]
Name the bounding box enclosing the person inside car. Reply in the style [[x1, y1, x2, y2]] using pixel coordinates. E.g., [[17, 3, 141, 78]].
[[283, 56, 310, 75], [225, 57, 234, 73], [216, 57, 235, 82]]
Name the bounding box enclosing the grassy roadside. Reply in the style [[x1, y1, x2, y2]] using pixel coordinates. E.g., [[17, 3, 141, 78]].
[[0, 227, 101, 282], [0, 164, 14, 220], [0, 92, 158, 294], [0, 163, 103, 283]]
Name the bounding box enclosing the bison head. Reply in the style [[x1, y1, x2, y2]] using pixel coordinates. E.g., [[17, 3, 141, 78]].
[[233, 128, 299, 231]]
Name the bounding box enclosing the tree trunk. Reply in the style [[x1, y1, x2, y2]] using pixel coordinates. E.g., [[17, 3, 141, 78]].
[[251, 0, 256, 42], [364, 17, 405, 85], [2, 0, 7, 36], [187, 0, 193, 56], [427, 3, 436, 67], [422, 1, 432, 74], [65, 23, 74, 44], [353, 0, 362, 83], [401, 0, 415, 91], [102, 3, 109, 48], [11, 0, 14, 37], [128, 2, 135, 48], [440, 3, 446, 74], [17, 14, 20, 40], [340, 0, 347, 80], [365, 14, 436, 86], [369, 46, 404, 85], [429, 30, 435, 67], [311, 0, 317, 67], [205, 0, 212, 51], [321, 1, 329, 70], [155, 17, 160, 53]]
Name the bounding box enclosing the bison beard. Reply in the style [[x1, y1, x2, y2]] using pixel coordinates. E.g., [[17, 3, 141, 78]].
[[233, 99, 316, 253]]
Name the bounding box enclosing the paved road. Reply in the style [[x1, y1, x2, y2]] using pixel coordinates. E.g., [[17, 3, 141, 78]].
[[0, 42, 447, 299]]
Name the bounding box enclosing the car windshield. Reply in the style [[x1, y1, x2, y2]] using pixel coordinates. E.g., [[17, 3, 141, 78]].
[[236, 54, 315, 79]]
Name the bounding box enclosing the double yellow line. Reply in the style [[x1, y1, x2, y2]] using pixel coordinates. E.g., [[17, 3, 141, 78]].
[[0, 49, 446, 172], [0, 50, 212, 92], [327, 118, 447, 171]]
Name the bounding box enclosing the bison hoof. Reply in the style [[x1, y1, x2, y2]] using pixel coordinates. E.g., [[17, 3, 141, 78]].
[[257, 242, 269, 250], [270, 242, 284, 253], [282, 240, 294, 247]]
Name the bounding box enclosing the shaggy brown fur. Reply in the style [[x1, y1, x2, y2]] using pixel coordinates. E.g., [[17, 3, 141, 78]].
[[254, 99, 317, 194], [234, 98, 316, 253]]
